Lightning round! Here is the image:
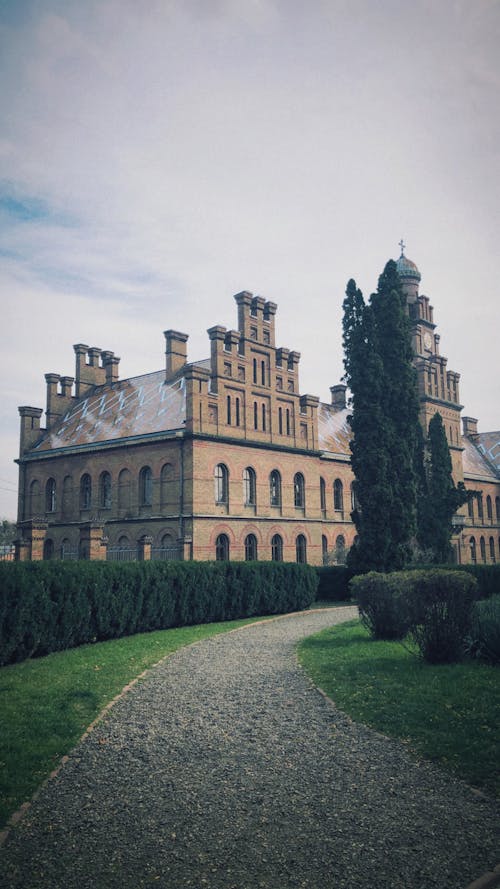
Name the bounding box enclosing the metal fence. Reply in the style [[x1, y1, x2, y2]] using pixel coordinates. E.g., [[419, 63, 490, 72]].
[[151, 545, 182, 561], [106, 546, 138, 562], [61, 547, 80, 561]]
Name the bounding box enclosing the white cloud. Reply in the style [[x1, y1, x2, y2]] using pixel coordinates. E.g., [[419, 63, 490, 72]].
[[0, 0, 499, 519]]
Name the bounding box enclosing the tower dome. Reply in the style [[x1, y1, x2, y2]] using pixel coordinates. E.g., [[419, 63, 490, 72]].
[[396, 242, 421, 282]]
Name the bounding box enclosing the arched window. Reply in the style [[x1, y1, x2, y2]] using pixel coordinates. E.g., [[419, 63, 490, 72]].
[[160, 463, 174, 511], [278, 407, 283, 435], [215, 464, 229, 504], [243, 467, 256, 506], [160, 532, 176, 560], [253, 402, 258, 430], [469, 536, 476, 563], [286, 408, 291, 436], [45, 478, 56, 513], [245, 534, 258, 561], [235, 397, 241, 427], [294, 472, 305, 508], [253, 359, 258, 384], [296, 534, 307, 564], [62, 475, 73, 519], [61, 538, 72, 560], [271, 533, 283, 561], [320, 477, 326, 513], [99, 471, 112, 508], [29, 479, 41, 517], [496, 497, 500, 522], [335, 534, 346, 564], [139, 466, 153, 506], [261, 403, 266, 431], [270, 470, 281, 507], [480, 536, 486, 563], [215, 533, 229, 561], [486, 496, 493, 522], [477, 495, 484, 521], [226, 395, 231, 425], [43, 539, 54, 560], [80, 473, 92, 510], [118, 468, 131, 512], [468, 496, 474, 519], [489, 537, 495, 562], [333, 479, 344, 512], [322, 534, 328, 563]]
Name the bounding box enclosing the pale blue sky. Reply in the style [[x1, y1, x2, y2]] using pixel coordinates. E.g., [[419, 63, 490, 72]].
[[1, 0, 499, 518]]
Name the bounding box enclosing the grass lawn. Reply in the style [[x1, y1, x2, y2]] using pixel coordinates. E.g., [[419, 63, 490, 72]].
[[298, 619, 500, 798], [0, 616, 267, 829]]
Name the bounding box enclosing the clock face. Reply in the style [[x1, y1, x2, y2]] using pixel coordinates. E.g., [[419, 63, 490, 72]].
[[424, 332, 432, 350]]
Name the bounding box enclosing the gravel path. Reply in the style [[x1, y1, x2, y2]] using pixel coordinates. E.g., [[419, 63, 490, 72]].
[[1, 606, 499, 889]]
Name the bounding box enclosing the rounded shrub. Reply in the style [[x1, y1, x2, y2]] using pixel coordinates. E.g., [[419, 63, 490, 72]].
[[349, 571, 410, 640], [404, 569, 479, 664]]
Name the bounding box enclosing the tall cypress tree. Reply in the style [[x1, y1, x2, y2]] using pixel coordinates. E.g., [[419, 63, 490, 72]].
[[417, 412, 468, 562], [342, 260, 421, 571]]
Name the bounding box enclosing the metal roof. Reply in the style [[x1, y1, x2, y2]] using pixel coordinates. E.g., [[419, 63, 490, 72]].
[[31, 371, 186, 453]]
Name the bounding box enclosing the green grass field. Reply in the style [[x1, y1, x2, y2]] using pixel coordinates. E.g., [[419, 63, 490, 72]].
[[0, 617, 265, 828], [298, 619, 500, 797]]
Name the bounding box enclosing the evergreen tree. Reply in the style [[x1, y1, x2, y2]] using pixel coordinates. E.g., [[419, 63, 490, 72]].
[[342, 260, 421, 572], [417, 412, 468, 562]]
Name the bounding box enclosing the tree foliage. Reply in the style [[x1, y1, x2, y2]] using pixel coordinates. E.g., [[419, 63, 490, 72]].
[[342, 260, 421, 572], [417, 412, 468, 562]]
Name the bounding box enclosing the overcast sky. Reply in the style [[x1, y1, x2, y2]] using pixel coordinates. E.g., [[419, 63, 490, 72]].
[[1, 0, 499, 520]]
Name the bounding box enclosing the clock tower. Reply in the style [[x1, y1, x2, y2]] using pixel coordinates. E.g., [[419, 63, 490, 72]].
[[396, 246, 464, 481]]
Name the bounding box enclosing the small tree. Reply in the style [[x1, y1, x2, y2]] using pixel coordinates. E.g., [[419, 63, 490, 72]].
[[417, 412, 468, 562]]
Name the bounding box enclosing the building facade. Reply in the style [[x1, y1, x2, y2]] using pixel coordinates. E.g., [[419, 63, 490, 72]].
[[15, 253, 500, 565]]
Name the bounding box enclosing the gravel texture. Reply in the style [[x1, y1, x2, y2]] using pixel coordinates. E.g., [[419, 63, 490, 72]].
[[1, 606, 499, 889]]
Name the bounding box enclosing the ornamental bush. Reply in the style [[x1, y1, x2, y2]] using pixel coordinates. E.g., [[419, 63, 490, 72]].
[[0, 560, 318, 666], [469, 594, 500, 665], [404, 569, 479, 664], [349, 571, 410, 640]]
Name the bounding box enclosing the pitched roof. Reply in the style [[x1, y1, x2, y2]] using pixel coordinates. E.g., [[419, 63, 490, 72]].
[[31, 370, 186, 454], [318, 404, 352, 458], [462, 436, 499, 481], [476, 431, 500, 474]]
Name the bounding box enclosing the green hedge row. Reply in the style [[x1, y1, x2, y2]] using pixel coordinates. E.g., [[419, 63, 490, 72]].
[[412, 563, 500, 599], [0, 560, 318, 666], [315, 566, 356, 601]]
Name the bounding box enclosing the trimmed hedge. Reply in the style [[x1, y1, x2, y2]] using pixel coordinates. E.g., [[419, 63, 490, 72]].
[[403, 569, 479, 664], [350, 572, 410, 640], [411, 563, 500, 600], [0, 560, 318, 666], [470, 594, 500, 665], [350, 568, 480, 663], [315, 566, 356, 602]]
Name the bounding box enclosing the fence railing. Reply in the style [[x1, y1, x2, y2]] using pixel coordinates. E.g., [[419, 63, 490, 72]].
[[151, 545, 182, 561], [61, 547, 80, 561], [106, 546, 138, 562]]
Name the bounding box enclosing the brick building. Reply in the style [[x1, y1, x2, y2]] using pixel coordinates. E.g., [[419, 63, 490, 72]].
[[15, 252, 500, 565]]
